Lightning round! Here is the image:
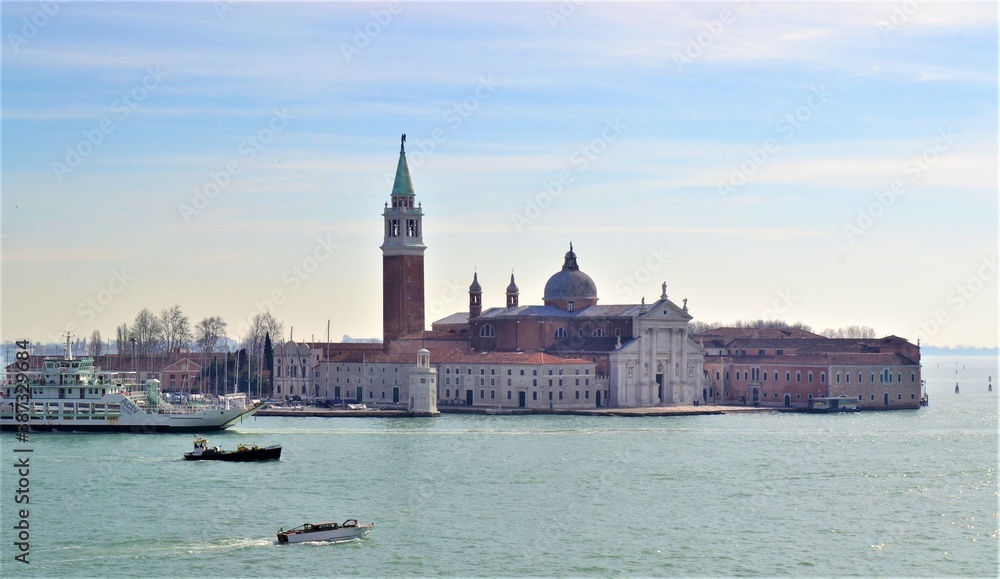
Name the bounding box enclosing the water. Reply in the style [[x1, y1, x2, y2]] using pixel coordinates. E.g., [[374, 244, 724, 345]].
[[2, 355, 996, 577]]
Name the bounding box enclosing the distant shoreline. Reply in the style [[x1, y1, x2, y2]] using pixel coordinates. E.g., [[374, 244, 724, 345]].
[[922, 349, 999, 356]]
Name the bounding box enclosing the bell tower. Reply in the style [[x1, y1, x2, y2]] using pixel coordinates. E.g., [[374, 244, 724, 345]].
[[381, 134, 426, 346]]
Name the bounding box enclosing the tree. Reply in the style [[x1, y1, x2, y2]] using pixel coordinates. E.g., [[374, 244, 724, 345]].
[[132, 308, 162, 355], [263, 332, 274, 397], [89, 330, 103, 357], [115, 323, 130, 354], [821, 325, 877, 339], [195, 316, 228, 354], [242, 312, 284, 360], [159, 304, 192, 353]]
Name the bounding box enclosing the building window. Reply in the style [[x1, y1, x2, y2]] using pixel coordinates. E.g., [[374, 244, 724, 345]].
[[796, 372, 801, 382], [567, 301, 574, 312], [533, 392, 538, 400], [615, 328, 621, 337], [821, 372, 826, 383], [808, 372, 813, 382], [479, 324, 496, 338], [593, 329, 607, 337], [554, 328, 568, 339], [758, 350, 765, 356], [785, 372, 790, 382], [480, 390, 485, 398]]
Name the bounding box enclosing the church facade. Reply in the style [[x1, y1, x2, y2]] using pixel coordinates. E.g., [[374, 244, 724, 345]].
[[434, 245, 705, 407], [273, 136, 704, 409]]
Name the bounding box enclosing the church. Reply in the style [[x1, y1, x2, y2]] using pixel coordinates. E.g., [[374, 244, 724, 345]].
[[272, 136, 706, 409]]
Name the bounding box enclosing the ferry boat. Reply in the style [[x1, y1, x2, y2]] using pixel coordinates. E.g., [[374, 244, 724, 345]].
[[1, 339, 260, 433], [277, 520, 375, 544]]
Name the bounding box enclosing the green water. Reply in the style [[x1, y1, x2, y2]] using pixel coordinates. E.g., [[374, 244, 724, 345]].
[[2, 356, 996, 577]]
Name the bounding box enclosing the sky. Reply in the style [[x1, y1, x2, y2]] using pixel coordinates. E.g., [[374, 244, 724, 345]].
[[1, 1, 997, 349]]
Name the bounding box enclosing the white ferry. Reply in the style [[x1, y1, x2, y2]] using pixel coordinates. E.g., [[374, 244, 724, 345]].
[[1, 340, 260, 433]]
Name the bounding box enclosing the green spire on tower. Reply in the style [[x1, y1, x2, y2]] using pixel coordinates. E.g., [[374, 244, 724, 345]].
[[391, 133, 415, 197]]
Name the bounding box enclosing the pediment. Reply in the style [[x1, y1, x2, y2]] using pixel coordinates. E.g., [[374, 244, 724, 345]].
[[638, 298, 692, 321]]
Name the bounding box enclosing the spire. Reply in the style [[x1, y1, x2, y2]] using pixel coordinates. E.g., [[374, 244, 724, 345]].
[[506, 272, 519, 309], [391, 133, 415, 197], [561, 242, 579, 271], [469, 272, 482, 318]]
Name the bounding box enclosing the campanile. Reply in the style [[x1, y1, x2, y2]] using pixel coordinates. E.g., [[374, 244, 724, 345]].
[[381, 134, 426, 346]]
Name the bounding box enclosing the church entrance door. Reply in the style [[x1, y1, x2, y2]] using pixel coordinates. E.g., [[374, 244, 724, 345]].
[[393, 387, 399, 403], [465, 389, 473, 406], [596, 390, 602, 407], [518, 391, 526, 407]]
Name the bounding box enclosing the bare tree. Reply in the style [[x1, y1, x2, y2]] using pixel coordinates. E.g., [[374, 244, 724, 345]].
[[242, 312, 284, 360], [89, 330, 103, 357], [195, 316, 228, 354], [132, 308, 162, 355], [159, 304, 192, 353], [115, 323, 130, 354], [821, 325, 877, 339]]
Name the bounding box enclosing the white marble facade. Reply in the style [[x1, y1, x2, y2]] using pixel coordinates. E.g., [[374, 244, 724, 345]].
[[608, 297, 704, 407]]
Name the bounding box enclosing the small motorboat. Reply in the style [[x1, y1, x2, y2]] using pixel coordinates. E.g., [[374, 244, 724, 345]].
[[183, 437, 281, 461], [277, 519, 375, 543]]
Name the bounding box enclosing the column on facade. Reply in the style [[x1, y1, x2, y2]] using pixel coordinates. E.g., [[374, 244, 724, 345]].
[[681, 328, 688, 385], [635, 326, 645, 407], [648, 327, 658, 406]]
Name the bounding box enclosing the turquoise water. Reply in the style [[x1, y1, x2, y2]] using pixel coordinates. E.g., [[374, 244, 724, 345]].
[[2, 355, 996, 577]]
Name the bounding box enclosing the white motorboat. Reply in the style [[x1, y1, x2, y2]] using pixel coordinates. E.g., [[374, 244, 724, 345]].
[[277, 519, 375, 544]]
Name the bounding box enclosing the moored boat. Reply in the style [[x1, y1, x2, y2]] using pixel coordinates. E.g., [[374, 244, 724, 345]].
[[277, 520, 375, 543], [807, 395, 859, 413], [1, 336, 260, 432], [183, 437, 281, 461]]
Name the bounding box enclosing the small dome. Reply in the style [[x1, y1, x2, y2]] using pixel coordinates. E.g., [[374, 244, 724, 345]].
[[506, 273, 519, 294], [543, 243, 598, 303], [469, 272, 482, 293]]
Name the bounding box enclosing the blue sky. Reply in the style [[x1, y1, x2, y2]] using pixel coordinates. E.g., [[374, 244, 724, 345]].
[[2, 1, 997, 348]]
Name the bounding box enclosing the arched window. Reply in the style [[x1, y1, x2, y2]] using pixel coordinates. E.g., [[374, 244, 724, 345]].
[[592, 329, 607, 337], [479, 324, 495, 338], [554, 328, 568, 339]]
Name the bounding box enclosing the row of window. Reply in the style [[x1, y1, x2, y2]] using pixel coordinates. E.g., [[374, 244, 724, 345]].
[[478, 325, 622, 339], [720, 368, 918, 385], [835, 370, 914, 384], [443, 377, 591, 387], [443, 388, 606, 401], [721, 370, 826, 383]]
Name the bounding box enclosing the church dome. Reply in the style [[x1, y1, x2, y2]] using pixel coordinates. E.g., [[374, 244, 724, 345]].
[[543, 243, 598, 305]]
